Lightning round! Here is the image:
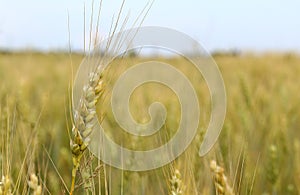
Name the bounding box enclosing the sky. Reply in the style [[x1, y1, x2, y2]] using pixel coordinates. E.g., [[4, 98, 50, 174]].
[[0, 0, 300, 52]]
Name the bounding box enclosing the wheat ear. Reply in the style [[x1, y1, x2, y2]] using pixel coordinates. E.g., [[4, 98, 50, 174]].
[[0, 175, 12, 195], [28, 173, 42, 195], [210, 160, 234, 195], [70, 65, 105, 194], [170, 169, 185, 195]]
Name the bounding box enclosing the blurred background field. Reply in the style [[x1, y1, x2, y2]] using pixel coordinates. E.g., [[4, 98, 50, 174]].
[[0, 51, 299, 194], [1, 0, 300, 194]]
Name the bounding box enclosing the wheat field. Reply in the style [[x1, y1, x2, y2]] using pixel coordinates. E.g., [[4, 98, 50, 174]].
[[0, 51, 299, 194]]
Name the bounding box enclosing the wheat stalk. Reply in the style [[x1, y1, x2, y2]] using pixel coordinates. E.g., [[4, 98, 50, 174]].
[[68, 0, 107, 193], [68, 0, 153, 193]]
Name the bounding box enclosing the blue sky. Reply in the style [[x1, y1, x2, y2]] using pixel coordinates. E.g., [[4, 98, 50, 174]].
[[0, 0, 299, 52]]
